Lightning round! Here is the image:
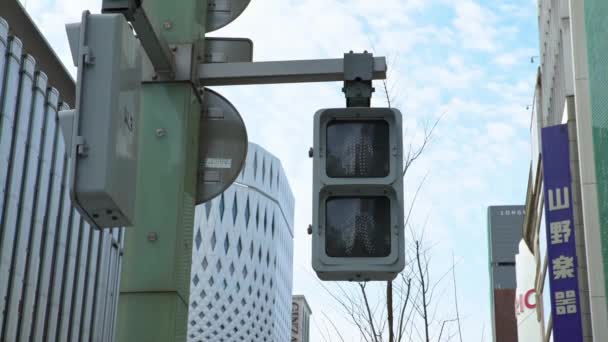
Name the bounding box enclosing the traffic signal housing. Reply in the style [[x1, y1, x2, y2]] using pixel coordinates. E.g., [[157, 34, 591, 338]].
[[59, 12, 142, 228], [312, 107, 404, 281]]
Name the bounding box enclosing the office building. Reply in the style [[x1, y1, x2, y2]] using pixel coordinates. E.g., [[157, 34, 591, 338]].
[[522, 0, 608, 340], [0, 2, 124, 341], [188, 143, 295, 342], [487, 205, 524, 342], [291, 295, 312, 342]]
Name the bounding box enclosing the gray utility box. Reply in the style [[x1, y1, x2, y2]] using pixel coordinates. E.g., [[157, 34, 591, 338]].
[[311, 107, 405, 281], [59, 12, 141, 228]]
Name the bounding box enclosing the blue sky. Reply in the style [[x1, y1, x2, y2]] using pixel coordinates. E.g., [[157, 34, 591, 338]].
[[22, 0, 539, 340]]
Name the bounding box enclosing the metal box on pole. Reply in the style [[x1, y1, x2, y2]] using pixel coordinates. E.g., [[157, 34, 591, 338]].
[[60, 12, 142, 228]]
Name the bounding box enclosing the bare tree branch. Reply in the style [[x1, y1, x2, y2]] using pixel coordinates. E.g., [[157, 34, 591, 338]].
[[415, 241, 430, 342], [360, 283, 380, 342], [313, 315, 331, 342], [429, 286, 449, 325], [404, 171, 429, 229], [452, 253, 463, 342], [396, 277, 412, 342], [316, 280, 374, 341], [403, 113, 445, 178], [437, 318, 459, 342], [322, 311, 347, 342]]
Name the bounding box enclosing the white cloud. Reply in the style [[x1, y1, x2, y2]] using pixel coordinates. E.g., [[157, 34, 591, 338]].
[[412, 56, 485, 90], [496, 1, 537, 19], [451, 0, 500, 51], [493, 48, 538, 67]]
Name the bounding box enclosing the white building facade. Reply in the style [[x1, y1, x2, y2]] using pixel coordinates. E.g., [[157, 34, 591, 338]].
[[188, 143, 295, 342], [0, 7, 124, 342], [291, 295, 312, 342], [514, 240, 541, 341]]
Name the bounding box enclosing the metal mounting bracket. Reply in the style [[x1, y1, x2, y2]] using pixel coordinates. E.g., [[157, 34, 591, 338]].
[[142, 43, 195, 83], [342, 51, 375, 108], [102, 0, 175, 79]]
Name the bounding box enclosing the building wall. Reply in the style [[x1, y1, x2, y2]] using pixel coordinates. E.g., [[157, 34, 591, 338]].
[[526, 106, 592, 340], [0, 14, 124, 342], [291, 295, 312, 342], [532, 1, 570, 339], [493, 289, 518, 342], [188, 143, 295, 342], [515, 240, 542, 342], [537, 0, 571, 126], [580, 0, 608, 328], [568, 0, 608, 337], [487, 206, 524, 342], [522, 0, 607, 340]]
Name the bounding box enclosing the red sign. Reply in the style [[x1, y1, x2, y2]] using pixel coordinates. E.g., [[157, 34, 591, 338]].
[[515, 289, 536, 315]]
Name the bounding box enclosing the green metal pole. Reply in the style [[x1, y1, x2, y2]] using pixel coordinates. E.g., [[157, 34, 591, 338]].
[[116, 1, 205, 341]]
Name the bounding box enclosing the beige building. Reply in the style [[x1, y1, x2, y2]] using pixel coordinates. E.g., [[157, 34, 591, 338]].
[[522, 0, 608, 341], [291, 295, 312, 342]]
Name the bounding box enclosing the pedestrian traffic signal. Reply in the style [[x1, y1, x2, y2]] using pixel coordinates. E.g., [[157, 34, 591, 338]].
[[312, 107, 404, 281]]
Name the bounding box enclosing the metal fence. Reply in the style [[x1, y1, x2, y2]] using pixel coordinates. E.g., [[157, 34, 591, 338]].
[[0, 16, 124, 342]]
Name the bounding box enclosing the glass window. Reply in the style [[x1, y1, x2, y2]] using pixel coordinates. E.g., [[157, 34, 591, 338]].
[[326, 120, 390, 178], [325, 196, 391, 257]]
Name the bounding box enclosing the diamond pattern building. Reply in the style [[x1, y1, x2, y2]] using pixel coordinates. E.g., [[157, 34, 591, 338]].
[[189, 143, 295, 342]]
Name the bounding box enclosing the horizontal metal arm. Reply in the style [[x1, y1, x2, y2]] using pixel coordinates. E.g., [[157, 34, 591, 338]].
[[198, 57, 387, 86]]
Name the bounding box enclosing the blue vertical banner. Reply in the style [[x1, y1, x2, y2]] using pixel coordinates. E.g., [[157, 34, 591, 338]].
[[541, 124, 583, 341]]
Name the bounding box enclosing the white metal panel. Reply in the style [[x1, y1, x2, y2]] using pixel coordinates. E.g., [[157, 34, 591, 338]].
[[81, 229, 100, 342], [31, 98, 64, 342], [57, 211, 82, 342], [0, 22, 7, 248], [91, 229, 111, 342], [45, 174, 73, 342], [0, 37, 24, 336], [0, 50, 35, 340], [3, 53, 35, 231], [4, 63, 47, 341], [0, 14, 127, 342], [0, 17, 9, 231], [103, 241, 118, 340], [68, 221, 90, 342], [19, 86, 58, 342], [108, 230, 124, 341], [107, 228, 124, 340], [0, 36, 22, 226], [0, 18, 8, 113]]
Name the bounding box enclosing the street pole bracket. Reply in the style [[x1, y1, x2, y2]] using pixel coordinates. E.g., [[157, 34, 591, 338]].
[[342, 51, 375, 108], [102, 0, 175, 79], [141, 43, 196, 83]]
